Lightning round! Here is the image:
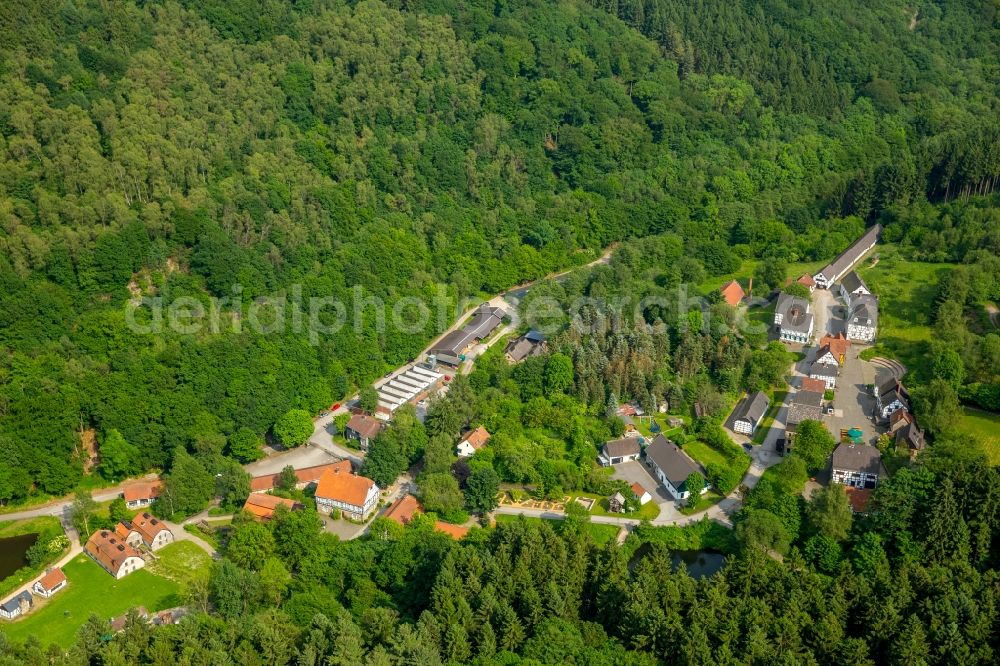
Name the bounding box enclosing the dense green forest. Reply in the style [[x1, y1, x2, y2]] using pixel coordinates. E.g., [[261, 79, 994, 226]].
[[2, 0, 1000, 662]]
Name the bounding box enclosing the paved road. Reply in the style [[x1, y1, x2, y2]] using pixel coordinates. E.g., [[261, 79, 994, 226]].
[[244, 444, 348, 476], [812, 287, 839, 338]]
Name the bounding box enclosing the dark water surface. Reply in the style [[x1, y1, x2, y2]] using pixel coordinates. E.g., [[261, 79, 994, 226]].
[[629, 543, 727, 579], [0, 533, 38, 579]]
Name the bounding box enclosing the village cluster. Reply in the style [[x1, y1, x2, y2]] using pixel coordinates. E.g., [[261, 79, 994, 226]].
[[595, 223, 927, 516]]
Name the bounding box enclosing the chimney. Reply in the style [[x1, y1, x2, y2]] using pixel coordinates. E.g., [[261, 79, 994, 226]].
[[747, 277, 753, 298]]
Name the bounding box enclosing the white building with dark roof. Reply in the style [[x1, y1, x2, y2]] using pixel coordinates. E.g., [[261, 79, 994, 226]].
[[831, 443, 887, 490], [813, 225, 882, 289], [731, 391, 770, 436], [838, 271, 871, 307], [808, 361, 838, 389], [846, 294, 879, 343], [774, 293, 814, 344], [643, 435, 708, 500]]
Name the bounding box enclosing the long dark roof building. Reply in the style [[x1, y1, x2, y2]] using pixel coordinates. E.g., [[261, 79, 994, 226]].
[[813, 224, 883, 289], [429, 305, 506, 365]]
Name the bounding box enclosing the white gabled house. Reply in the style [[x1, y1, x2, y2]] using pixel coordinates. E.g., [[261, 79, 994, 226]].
[[875, 376, 910, 420], [846, 294, 879, 343], [730, 391, 770, 436], [838, 271, 871, 307], [599, 437, 642, 466], [814, 344, 841, 367], [314, 466, 380, 521], [643, 435, 709, 501], [774, 293, 814, 344]]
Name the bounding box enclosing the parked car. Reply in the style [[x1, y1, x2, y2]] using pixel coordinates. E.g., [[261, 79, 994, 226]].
[[743, 443, 753, 453]]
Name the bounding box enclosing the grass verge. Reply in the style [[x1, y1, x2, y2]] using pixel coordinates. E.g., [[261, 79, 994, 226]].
[[0, 553, 184, 648]]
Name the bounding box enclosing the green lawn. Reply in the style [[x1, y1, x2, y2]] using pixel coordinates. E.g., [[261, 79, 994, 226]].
[[1, 552, 186, 648], [494, 514, 621, 546], [682, 440, 728, 468], [699, 258, 827, 296], [857, 248, 953, 379], [573, 492, 661, 521], [146, 542, 212, 586], [0, 516, 60, 539], [956, 408, 1000, 465], [680, 490, 724, 515]]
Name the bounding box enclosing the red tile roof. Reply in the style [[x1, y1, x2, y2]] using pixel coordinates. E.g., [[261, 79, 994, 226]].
[[123, 481, 162, 503], [796, 274, 816, 287], [346, 414, 382, 439], [845, 487, 874, 514], [434, 521, 469, 539], [315, 466, 376, 508], [459, 427, 491, 451], [243, 494, 300, 520], [36, 568, 66, 592], [719, 280, 745, 307], [384, 495, 423, 525], [250, 461, 351, 492], [85, 530, 142, 575], [819, 332, 851, 359], [800, 377, 828, 394], [128, 513, 170, 546], [630, 482, 647, 498]]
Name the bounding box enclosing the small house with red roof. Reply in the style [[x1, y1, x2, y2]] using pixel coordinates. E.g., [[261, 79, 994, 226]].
[[456, 426, 491, 458], [719, 280, 745, 307], [122, 481, 163, 510], [243, 494, 301, 521], [32, 568, 68, 598], [631, 483, 652, 505], [344, 414, 382, 450]]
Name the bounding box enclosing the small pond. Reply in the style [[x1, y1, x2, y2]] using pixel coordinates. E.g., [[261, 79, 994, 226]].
[[0, 533, 38, 579], [629, 543, 726, 579]]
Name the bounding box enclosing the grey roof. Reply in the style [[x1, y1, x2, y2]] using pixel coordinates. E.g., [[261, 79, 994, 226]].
[[1, 591, 32, 614], [733, 391, 769, 426], [775, 293, 813, 333], [877, 375, 904, 397], [603, 437, 641, 458], [645, 435, 704, 488], [787, 402, 823, 426], [809, 362, 838, 378], [430, 305, 506, 357], [817, 224, 883, 282], [792, 390, 824, 408], [610, 491, 626, 504], [840, 271, 869, 294], [831, 443, 885, 475], [504, 332, 546, 362], [896, 422, 925, 450], [849, 294, 879, 328]]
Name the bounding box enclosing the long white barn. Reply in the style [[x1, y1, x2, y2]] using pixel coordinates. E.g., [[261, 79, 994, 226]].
[[813, 224, 883, 289]]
